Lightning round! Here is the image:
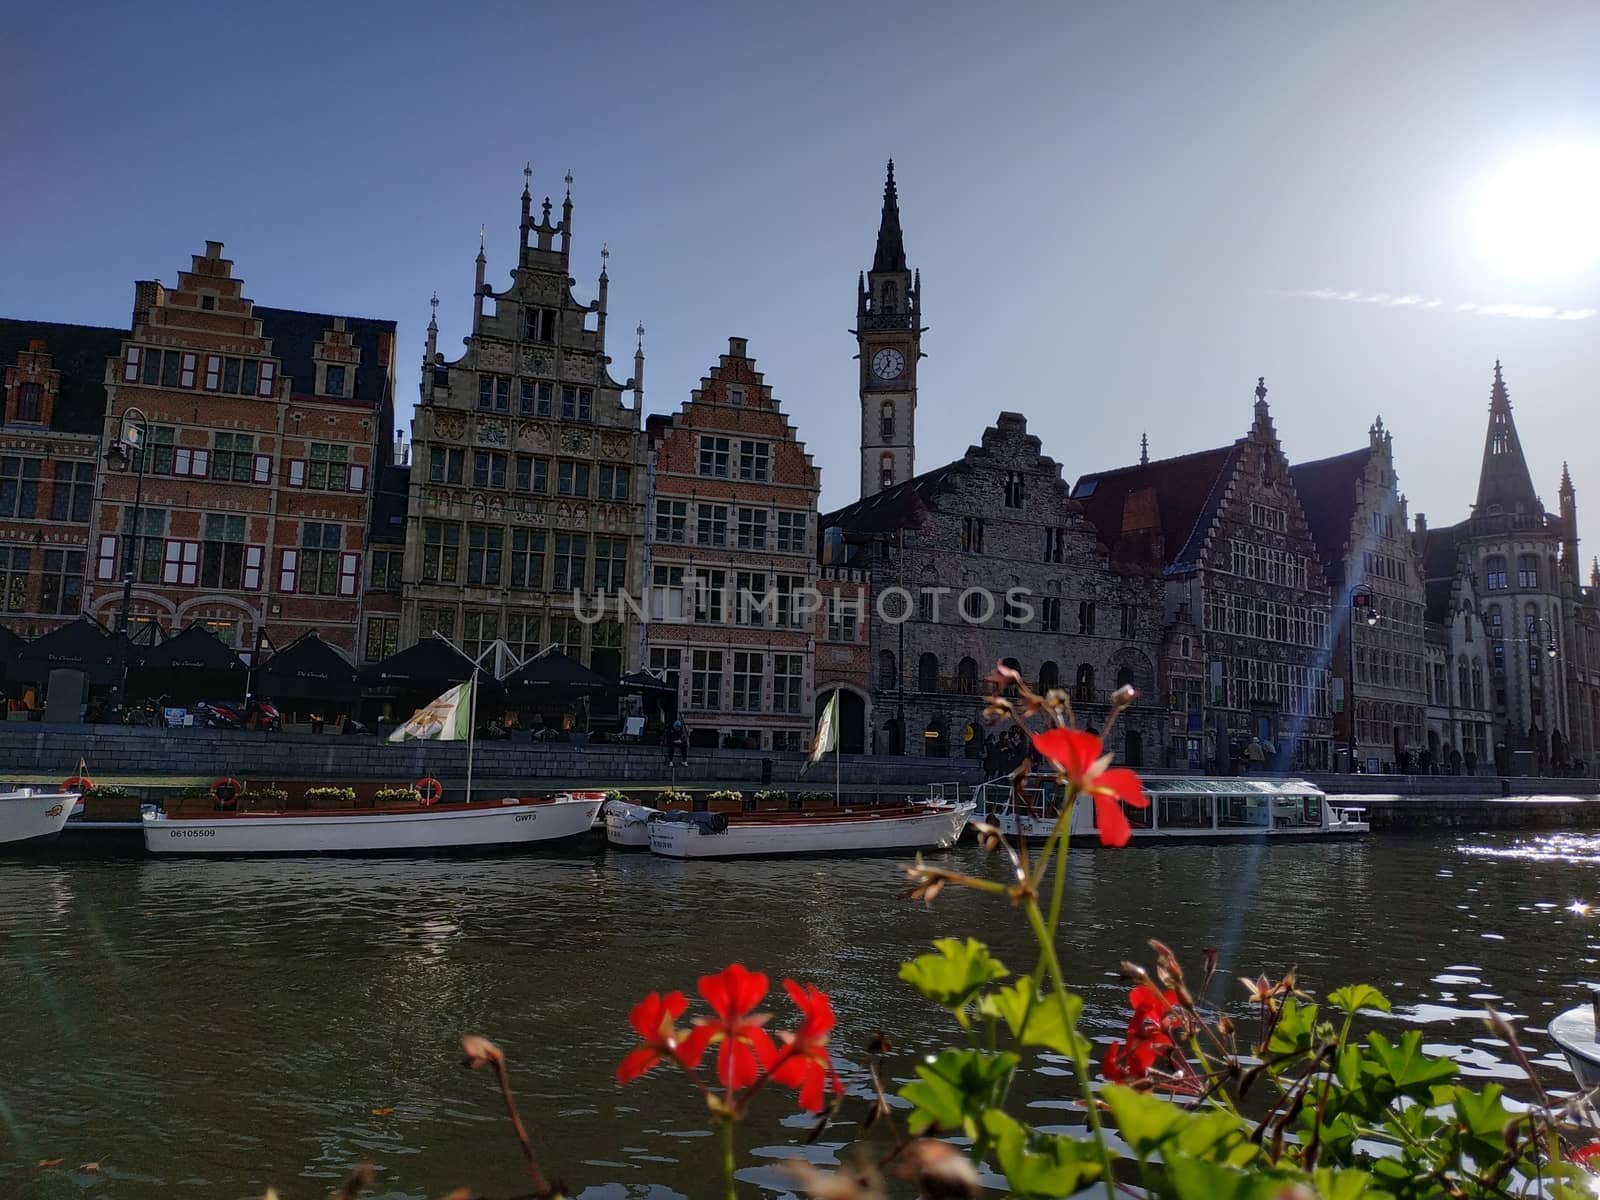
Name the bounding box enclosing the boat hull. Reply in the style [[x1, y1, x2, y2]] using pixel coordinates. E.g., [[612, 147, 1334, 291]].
[[0, 790, 76, 849], [604, 800, 654, 849], [648, 803, 973, 860], [142, 796, 603, 856], [989, 811, 1370, 843], [1550, 1003, 1600, 1091]]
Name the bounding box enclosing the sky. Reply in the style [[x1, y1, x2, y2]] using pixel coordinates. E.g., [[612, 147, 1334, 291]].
[[4, 1, 1599, 527]]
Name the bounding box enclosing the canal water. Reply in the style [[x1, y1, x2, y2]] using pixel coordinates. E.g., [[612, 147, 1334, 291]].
[[4, 830, 1599, 1199]]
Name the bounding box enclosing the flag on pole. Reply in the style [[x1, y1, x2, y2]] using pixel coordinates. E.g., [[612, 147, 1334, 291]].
[[388, 678, 475, 742], [801, 690, 838, 775]]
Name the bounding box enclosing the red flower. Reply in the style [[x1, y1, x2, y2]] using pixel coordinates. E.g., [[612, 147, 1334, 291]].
[[1102, 1037, 1158, 1083], [679, 963, 777, 1091], [616, 990, 690, 1084], [769, 980, 845, 1112], [1030, 727, 1148, 846]]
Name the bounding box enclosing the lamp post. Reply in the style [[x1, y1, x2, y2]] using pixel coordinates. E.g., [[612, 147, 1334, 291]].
[[1346, 583, 1380, 772], [107, 406, 150, 708]]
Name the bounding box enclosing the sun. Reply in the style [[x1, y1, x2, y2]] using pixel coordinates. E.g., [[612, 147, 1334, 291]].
[[1466, 143, 1600, 279]]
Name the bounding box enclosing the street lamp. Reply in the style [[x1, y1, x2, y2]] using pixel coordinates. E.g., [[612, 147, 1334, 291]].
[[106, 406, 150, 707], [1531, 615, 1559, 660], [1347, 583, 1380, 772]]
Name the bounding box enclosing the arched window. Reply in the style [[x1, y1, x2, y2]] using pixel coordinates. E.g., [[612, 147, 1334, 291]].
[[1038, 660, 1060, 692], [1457, 658, 1470, 705], [879, 452, 894, 490], [878, 650, 896, 690], [1074, 663, 1095, 702], [882, 282, 898, 312], [1485, 556, 1507, 590], [1518, 554, 1539, 589], [1487, 604, 1503, 637], [956, 656, 979, 694], [880, 401, 895, 439], [1115, 665, 1135, 690], [918, 652, 939, 692], [1471, 662, 1484, 708]]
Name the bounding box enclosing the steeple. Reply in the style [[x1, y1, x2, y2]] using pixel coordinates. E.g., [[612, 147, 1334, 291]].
[[872, 159, 907, 273], [1139, 432, 1149, 466], [1560, 460, 1580, 589], [1473, 360, 1540, 516]]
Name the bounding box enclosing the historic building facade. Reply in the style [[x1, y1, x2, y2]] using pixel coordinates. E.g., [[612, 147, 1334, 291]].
[[643, 338, 821, 751], [825, 412, 1167, 763], [1416, 525, 1494, 774], [1075, 382, 1334, 772], [854, 161, 921, 500], [88, 242, 396, 656], [1291, 418, 1428, 772], [0, 321, 126, 637], [402, 171, 647, 677]]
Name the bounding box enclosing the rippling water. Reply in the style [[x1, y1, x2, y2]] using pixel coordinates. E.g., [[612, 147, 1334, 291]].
[[3, 831, 1599, 1198]]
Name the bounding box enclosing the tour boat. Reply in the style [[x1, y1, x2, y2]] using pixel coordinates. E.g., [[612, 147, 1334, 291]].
[[605, 798, 655, 849], [141, 793, 604, 856], [645, 800, 975, 860], [0, 788, 77, 849], [1550, 994, 1600, 1091], [978, 775, 1369, 842]]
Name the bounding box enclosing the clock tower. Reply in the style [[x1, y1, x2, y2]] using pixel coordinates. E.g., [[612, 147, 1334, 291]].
[[854, 160, 923, 499]]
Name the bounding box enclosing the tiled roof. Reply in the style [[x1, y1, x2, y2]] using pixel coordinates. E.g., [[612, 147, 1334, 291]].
[[1071, 444, 1239, 571], [821, 461, 963, 535], [1289, 447, 1370, 580], [253, 306, 396, 408], [1420, 521, 1467, 626], [0, 318, 127, 435]]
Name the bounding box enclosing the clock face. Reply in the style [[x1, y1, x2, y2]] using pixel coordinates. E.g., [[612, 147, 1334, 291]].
[[871, 348, 905, 380]]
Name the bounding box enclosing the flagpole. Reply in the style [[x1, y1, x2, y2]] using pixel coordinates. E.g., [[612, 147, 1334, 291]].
[[464, 666, 478, 804]]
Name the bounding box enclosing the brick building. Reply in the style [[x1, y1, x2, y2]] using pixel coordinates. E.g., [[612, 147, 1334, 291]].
[[87, 242, 396, 658], [0, 320, 126, 637], [403, 171, 647, 680], [644, 338, 821, 751]]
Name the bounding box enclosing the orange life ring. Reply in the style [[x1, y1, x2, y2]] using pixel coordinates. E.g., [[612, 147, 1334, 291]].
[[211, 776, 243, 809], [415, 777, 444, 806], [62, 774, 94, 793]]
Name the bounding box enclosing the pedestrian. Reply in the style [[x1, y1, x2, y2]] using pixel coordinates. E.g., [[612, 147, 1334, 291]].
[[664, 717, 689, 764]]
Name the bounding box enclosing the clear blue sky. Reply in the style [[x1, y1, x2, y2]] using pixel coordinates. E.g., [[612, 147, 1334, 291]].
[[5, 0, 1599, 526]]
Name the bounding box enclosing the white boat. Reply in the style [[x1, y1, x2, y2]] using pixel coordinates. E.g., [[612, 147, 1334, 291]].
[[605, 798, 656, 849], [0, 789, 77, 849], [141, 793, 604, 856], [1550, 995, 1600, 1090], [646, 800, 974, 860], [978, 775, 1369, 842]]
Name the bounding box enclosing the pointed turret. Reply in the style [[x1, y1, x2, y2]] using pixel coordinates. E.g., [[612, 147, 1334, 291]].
[[630, 321, 645, 410], [473, 230, 487, 332], [872, 159, 907, 272], [1560, 460, 1581, 589], [1474, 361, 1540, 516], [1140, 432, 1149, 466]]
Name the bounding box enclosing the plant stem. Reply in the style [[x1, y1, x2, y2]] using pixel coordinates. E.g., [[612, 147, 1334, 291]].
[[722, 1117, 736, 1200]]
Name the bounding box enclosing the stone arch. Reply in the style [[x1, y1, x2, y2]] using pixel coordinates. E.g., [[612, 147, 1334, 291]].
[[1038, 660, 1060, 692], [923, 717, 948, 757], [956, 656, 979, 694], [917, 652, 939, 692], [1108, 647, 1155, 696]]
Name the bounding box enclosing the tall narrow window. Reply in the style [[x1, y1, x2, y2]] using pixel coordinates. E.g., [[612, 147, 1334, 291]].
[[880, 401, 895, 438]]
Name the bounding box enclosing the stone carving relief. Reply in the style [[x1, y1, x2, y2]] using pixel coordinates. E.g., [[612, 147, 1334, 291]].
[[558, 430, 593, 455], [599, 433, 630, 460], [435, 413, 467, 441], [477, 418, 508, 446], [516, 422, 551, 450], [478, 342, 514, 372], [521, 348, 555, 376]]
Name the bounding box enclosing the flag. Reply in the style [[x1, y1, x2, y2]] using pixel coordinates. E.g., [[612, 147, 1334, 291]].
[[801, 690, 838, 775], [388, 678, 474, 742]]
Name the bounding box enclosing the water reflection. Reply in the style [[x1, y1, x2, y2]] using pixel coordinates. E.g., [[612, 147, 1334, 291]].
[[2, 830, 1600, 1197]]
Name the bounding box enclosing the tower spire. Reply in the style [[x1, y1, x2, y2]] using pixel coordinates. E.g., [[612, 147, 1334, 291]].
[[1473, 360, 1539, 517], [1139, 432, 1149, 466], [872, 159, 907, 272]]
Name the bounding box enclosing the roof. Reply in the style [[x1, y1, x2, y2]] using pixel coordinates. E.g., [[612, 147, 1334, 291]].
[[1289, 447, 1371, 577], [1474, 361, 1541, 515], [872, 160, 907, 273], [1071, 443, 1240, 570], [0, 318, 126, 435], [1420, 522, 1468, 625], [359, 634, 476, 687], [821, 460, 962, 535], [253, 306, 396, 408], [368, 463, 410, 543]]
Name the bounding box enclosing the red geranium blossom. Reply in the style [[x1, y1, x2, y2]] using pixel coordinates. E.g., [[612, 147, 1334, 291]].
[[1102, 1036, 1159, 1083], [616, 990, 691, 1084], [769, 980, 845, 1112], [679, 963, 778, 1091], [1030, 727, 1148, 846]]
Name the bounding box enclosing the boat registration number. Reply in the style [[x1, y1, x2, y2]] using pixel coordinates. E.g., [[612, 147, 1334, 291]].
[[515, 813, 537, 823], [170, 828, 216, 838]]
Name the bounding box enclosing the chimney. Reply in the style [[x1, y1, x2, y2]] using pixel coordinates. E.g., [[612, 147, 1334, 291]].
[[132, 279, 162, 328], [204, 240, 224, 259]]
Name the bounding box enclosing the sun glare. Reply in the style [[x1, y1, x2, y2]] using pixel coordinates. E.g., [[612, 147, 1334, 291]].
[[1467, 143, 1600, 279]]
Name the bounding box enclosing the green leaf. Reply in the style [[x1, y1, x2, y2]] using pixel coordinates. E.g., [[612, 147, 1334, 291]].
[[1102, 1084, 1188, 1158], [1267, 998, 1320, 1058], [1310, 1166, 1381, 1200], [981, 1110, 1103, 1198], [1327, 984, 1393, 1016], [977, 975, 1086, 1058], [1450, 1081, 1510, 1139], [1168, 1109, 1260, 1169], [1364, 1030, 1457, 1094], [899, 1048, 1018, 1136], [899, 937, 1008, 1018]]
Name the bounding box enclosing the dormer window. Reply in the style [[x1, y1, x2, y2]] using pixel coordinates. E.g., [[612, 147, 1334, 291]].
[[15, 382, 43, 423], [728, 387, 745, 407], [525, 308, 557, 344], [323, 364, 347, 397]]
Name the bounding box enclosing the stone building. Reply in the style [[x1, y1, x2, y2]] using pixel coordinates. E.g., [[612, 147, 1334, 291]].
[[0, 320, 126, 637], [643, 338, 821, 751], [1074, 381, 1334, 773], [89, 242, 397, 656], [854, 161, 921, 499], [1291, 417, 1428, 772], [1416, 530, 1494, 774], [359, 436, 410, 664], [824, 412, 1167, 764], [1563, 551, 1600, 772], [403, 170, 647, 681]]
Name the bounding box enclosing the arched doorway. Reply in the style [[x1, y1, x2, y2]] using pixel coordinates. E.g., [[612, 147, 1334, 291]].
[[1124, 729, 1143, 769], [881, 718, 903, 756], [816, 687, 866, 755], [923, 719, 948, 757]]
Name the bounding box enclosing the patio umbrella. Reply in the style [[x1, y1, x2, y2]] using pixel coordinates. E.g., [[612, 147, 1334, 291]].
[[618, 668, 675, 695], [254, 632, 357, 703], [359, 634, 479, 689], [129, 624, 246, 703], [498, 647, 611, 697], [12, 617, 124, 687]]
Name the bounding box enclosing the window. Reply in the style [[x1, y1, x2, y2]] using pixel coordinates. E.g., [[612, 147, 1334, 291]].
[[1078, 600, 1096, 635], [1003, 593, 1025, 629], [738, 441, 770, 482], [505, 611, 542, 659], [1003, 471, 1024, 508], [918, 653, 939, 691], [962, 517, 985, 553], [370, 548, 403, 590], [690, 649, 724, 709], [429, 447, 465, 484], [1250, 502, 1287, 532], [733, 652, 763, 712], [466, 524, 503, 586], [0, 457, 40, 518], [521, 379, 553, 417], [209, 432, 256, 483], [549, 612, 584, 659], [698, 436, 730, 478], [1043, 527, 1065, 563], [198, 354, 266, 396], [692, 569, 727, 623], [1074, 664, 1095, 702], [696, 503, 728, 548], [526, 308, 556, 343], [422, 520, 460, 582], [1038, 661, 1060, 692], [200, 514, 247, 588], [461, 610, 498, 661], [729, 387, 746, 407], [308, 443, 351, 491], [41, 549, 82, 615], [736, 507, 768, 550], [363, 617, 399, 662], [556, 460, 590, 497], [1120, 604, 1138, 638], [1518, 554, 1540, 589], [773, 654, 802, 714], [15, 382, 43, 422], [956, 658, 979, 694], [597, 464, 630, 500], [515, 455, 549, 493], [49, 461, 94, 522], [880, 453, 894, 490], [878, 650, 897, 689], [471, 451, 506, 489], [655, 499, 687, 544], [774, 574, 805, 628], [323, 364, 346, 396], [1041, 597, 1061, 632], [119, 507, 166, 583], [776, 511, 806, 554], [962, 590, 987, 620], [560, 386, 593, 421], [1485, 555, 1507, 590], [553, 533, 587, 591], [416, 604, 456, 640], [828, 593, 860, 642], [142, 426, 176, 475], [880, 401, 894, 438], [297, 522, 344, 594], [0, 547, 28, 610], [478, 374, 511, 412], [651, 564, 685, 620], [594, 536, 627, 590], [509, 528, 546, 589]]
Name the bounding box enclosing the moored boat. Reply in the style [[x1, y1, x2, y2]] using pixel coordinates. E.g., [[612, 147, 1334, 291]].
[[605, 798, 656, 849], [0, 789, 77, 849], [141, 793, 604, 856], [646, 800, 974, 860], [979, 775, 1369, 842], [1550, 993, 1600, 1091]]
